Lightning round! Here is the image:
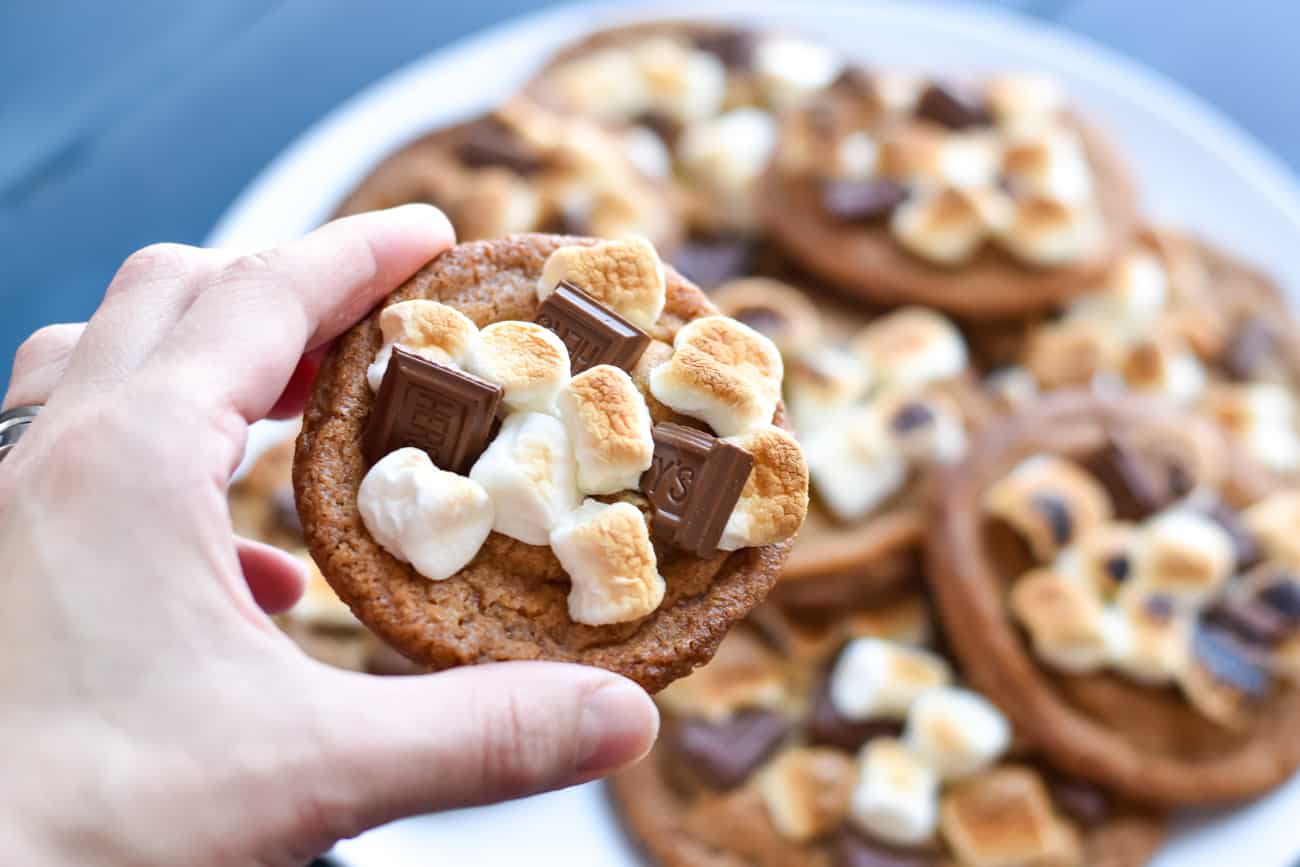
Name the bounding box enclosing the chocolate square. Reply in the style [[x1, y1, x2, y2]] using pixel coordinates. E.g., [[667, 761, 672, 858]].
[[362, 346, 502, 474], [640, 422, 754, 558], [534, 281, 651, 374]]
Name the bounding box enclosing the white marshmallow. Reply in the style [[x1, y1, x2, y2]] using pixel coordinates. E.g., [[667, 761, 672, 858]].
[[758, 748, 857, 843], [804, 409, 908, 521], [904, 687, 1012, 780], [538, 237, 666, 331], [1133, 508, 1236, 607], [836, 131, 879, 179], [1066, 250, 1169, 337], [622, 125, 673, 179], [785, 345, 873, 433], [548, 48, 650, 120], [357, 448, 495, 581], [1009, 569, 1109, 672], [983, 455, 1114, 561], [1120, 339, 1206, 405], [550, 499, 665, 625], [753, 35, 842, 111], [1201, 384, 1300, 474], [830, 638, 953, 721], [677, 107, 778, 209], [1102, 594, 1192, 685], [891, 186, 988, 266], [556, 365, 654, 495], [879, 392, 968, 466], [850, 738, 940, 847], [1243, 491, 1300, 567], [465, 321, 570, 414], [939, 132, 1001, 189], [1054, 522, 1142, 600], [997, 197, 1100, 267], [367, 300, 481, 392], [853, 308, 969, 392], [1000, 128, 1093, 205], [872, 71, 925, 116], [468, 412, 581, 546], [633, 36, 728, 122], [718, 426, 810, 551], [985, 74, 1066, 133]]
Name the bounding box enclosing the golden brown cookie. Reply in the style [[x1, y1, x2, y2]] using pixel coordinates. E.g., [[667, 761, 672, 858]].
[[295, 234, 805, 692], [609, 594, 1165, 866], [927, 392, 1300, 805], [758, 69, 1140, 319]]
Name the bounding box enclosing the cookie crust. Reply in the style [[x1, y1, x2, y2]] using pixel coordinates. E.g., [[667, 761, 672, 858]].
[[295, 234, 792, 692]]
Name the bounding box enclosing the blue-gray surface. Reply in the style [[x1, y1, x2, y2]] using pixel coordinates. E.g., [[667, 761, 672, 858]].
[[2, 0, 1298, 387]]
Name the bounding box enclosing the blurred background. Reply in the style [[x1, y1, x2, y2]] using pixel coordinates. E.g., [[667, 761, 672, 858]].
[[2, 0, 1297, 386]]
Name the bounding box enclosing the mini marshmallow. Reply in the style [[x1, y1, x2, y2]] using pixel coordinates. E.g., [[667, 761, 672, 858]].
[[468, 170, 544, 239], [1133, 508, 1236, 606], [367, 300, 481, 392], [940, 767, 1081, 867], [288, 557, 361, 630], [549, 499, 665, 626], [984, 365, 1039, 410], [879, 392, 968, 466], [804, 409, 908, 521], [621, 125, 673, 180], [464, 321, 570, 414], [1010, 569, 1109, 672], [939, 132, 1001, 189], [852, 307, 969, 392], [996, 197, 1100, 267], [891, 186, 989, 265], [875, 126, 946, 185], [468, 412, 581, 546], [841, 596, 935, 648], [753, 35, 843, 111], [677, 107, 778, 196], [758, 747, 857, 843], [985, 74, 1066, 133], [538, 237, 667, 331], [632, 36, 728, 122], [649, 315, 784, 437], [904, 687, 1012, 780], [983, 455, 1114, 561], [1200, 384, 1300, 475], [872, 70, 926, 116], [830, 638, 953, 721], [836, 131, 879, 178], [1103, 593, 1192, 685], [710, 277, 824, 357], [850, 737, 940, 847], [1066, 250, 1170, 337], [718, 426, 810, 551], [1120, 339, 1206, 405], [1000, 128, 1093, 205], [556, 365, 654, 495], [1023, 317, 1121, 390], [547, 48, 649, 120], [1243, 491, 1300, 567], [358, 448, 495, 581], [657, 628, 787, 721], [785, 346, 873, 433], [1054, 521, 1142, 600]]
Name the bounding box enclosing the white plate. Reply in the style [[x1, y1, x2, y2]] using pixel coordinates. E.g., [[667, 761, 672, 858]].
[[211, 2, 1300, 865]]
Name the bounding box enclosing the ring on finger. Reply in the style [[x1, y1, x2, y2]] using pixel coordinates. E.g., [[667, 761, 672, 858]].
[[0, 405, 41, 463]]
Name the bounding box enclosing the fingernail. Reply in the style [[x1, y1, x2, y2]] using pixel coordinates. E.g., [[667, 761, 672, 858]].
[[576, 679, 659, 774]]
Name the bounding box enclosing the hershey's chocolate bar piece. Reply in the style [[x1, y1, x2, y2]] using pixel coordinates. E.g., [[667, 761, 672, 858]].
[[822, 177, 909, 222], [454, 117, 544, 175], [1047, 776, 1111, 828], [363, 346, 502, 473], [807, 674, 903, 752], [668, 709, 789, 790], [834, 831, 935, 867], [640, 422, 754, 558], [1084, 435, 1175, 520], [534, 281, 651, 374], [670, 236, 754, 289], [915, 83, 991, 130]]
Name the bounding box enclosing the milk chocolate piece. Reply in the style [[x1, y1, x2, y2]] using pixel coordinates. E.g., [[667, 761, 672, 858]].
[[671, 237, 754, 289], [822, 177, 909, 221], [669, 709, 790, 789], [534, 281, 650, 374], [455, 116, 543, 175], [1223, 317, 1278, 381], [1085, 436, 1173, 520], [808, 674, 903, 751], [1202, 500, 1261, 570], [641, 423, 755, 558], [915, 84, 991, 130], [1047, 776, 1111, 828], [693, 29, 756, 70], [835, 832, 936, 867], [363, 347, 503, 473], [1191, 626, 1270, 698], [1030, 494, 1073, 547]]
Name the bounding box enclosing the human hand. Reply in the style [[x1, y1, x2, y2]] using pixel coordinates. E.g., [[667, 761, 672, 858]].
[[0, 205, 659, 867]]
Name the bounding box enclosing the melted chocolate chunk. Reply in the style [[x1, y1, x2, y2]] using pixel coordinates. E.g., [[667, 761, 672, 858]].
[[672, 237, 755, 289], [1084, 436, 1174, 520], [454, 117, 544, 175], [693, 29, 757, 70], [890, 402, 935, 434], [835, 831, 936, 867], [822, 177, 910, 222], [1260, 577, 1300, 622], [914, 84, 991, 130], [807, 675, 903, 752], [1222, 317, 1278, 381], [1048, 776, 1111, 828], [633, 109, 684, 149], [1103, 554, 1131, 584], [1192, 627, 1271, 698], [669, 710, 790, 789], [1202, 500, 1262, 570], [1031, 494, 1073, 547], [1209, 594, 1290, 646]]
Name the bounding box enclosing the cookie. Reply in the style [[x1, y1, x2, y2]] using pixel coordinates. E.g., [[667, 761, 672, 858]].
[[708, 276, 993, 608], [295, 234, 809, 692], [758, 68, 1140, 319], [609, 593, 1165, 866], [332, 98, 682, 251], [927, 392, 1300, 804], [527, 21, 843, 240]]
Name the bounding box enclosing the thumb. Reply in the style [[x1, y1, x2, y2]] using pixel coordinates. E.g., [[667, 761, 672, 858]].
[[304, 661, 658, 837]]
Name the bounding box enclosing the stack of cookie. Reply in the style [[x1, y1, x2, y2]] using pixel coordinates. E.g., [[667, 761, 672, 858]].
[[242, 18, 1300, 864]]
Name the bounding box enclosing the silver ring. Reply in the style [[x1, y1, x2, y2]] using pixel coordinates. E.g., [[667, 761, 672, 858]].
[[0, 405, 41, 463]]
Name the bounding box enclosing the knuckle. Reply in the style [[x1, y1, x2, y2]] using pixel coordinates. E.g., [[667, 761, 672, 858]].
[[219, 250, 281, 287], [112, 242, 196, 289], [12, 323, 79, 374], [477, 690, 565, 796]]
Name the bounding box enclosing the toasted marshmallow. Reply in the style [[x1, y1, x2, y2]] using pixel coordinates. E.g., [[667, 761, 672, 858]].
[[850, 738, 940, 847], [556, 365, 654, 495], [830, 638, 952, 721], [633, 36, 727, 122], [1055, 521, 1142, 600], [754, 35, 842, 110], [841, 596, 935, 648], [1120, 339, 1206, 404], [1201, 384, 1300, 475], [940, 767, 1081, 867], [1010, 569, 1109, 672], [835, 131, 879, 179], [1243, 491, 1300, 567], [996, 197, 1099, 267], [358, 448, 495, 581], [891, 186, 988, 266], [288, 557, 361, 630], [879, 392, 968, 466], [718, 426, 810, 551], [939, 132, 1001, 189], [468, 412, 581, 546], [984, 365, 1039, 410], [984, 455, 1114, 561], [547, 48, 649, 120], [465, 321, 570, 414], [853, 308, 969, 392], [759, 747, 857, 843], [872, 70, 926, 116], [620, 125, 673, 179], [649, 315, 784, 436], [710, 277, 823, 357], [1023, 317, 1121, 390], [985, 74, 1066, 133], [1133, 508, 1235, 606], [657, 628, 787, 721], [367, 300, 481, 391], [875, 126, 946, 185], [804, 409, 908, 521], [677, 107, 778, 197], [470, 170, 544, 238], [1103, 593, 1191, 685], [1066, 250, 1169, 337], [1000, 128, 1093, 205], [904, 687, 1012, 780], [785, 346, 873, 433], [538, 237, 666, 331], [549, 499, 664, 625]]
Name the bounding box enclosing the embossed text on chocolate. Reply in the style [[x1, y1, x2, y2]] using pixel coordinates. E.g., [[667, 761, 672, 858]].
[[535, 281, 651, 374], [640, 422, 754, 558]]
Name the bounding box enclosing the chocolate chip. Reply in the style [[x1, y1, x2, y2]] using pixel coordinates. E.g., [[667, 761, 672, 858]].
[[835, 831, 936, 867], [731, 306, 786, 336], [1222, 317, 1278, 381], [821, 177, 910, 222], [1208, 594, 1290, 646], [807, 675, 903, 752], [270, 486, 302, 537], [833, 65, 875, 97], [1084, 436, 1174, 520], [633, 109, 683, 149], [1192, 626, 1271, 698], [538, 205, 589, 237], [1048, 776, 1111, 828], [693, 29, 757, 69], [672, 237, 755, 290], [1260, 576, 1300, 622], [454, 117, 544, 175], [1201, 500, 1262, 571], [1144, 595, 1175, 621], [669, 710, 790, 789], [1031, 494, 1073, 547], [914, 84, 991, 130], [641, 423, 755, 558], [1103, 554, 1131, 584], [890, 402, 935, 434]]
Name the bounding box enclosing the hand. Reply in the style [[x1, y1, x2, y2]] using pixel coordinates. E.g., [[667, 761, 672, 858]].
[[0, 206, 659, 867]]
